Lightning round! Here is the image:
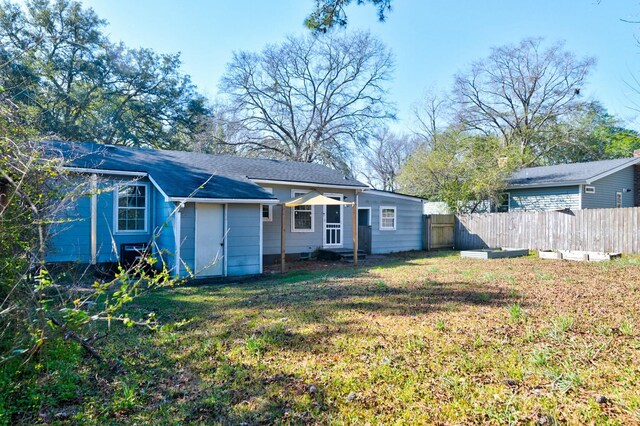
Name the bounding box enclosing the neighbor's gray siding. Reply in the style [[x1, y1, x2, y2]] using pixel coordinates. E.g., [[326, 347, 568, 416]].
[[226, 204, 261, 276], [358, 192, 423, 254], [509, 186, 580, 211], [262, 185, 357, 257], [581, 167, 635, 209]]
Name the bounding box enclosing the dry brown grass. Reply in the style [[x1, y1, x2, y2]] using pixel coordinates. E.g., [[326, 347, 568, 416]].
[[77, 252, 640, 424]]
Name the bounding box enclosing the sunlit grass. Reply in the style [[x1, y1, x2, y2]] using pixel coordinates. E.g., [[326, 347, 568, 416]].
[[26, 251, 639, 425]]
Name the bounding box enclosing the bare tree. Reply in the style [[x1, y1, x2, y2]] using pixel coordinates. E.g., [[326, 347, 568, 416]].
[[453, 38, 595, 163], [359, 128, 416, 191], [219, 31, 395, 171], [412, 89, 450, 148], [189, 102, 246, 156]]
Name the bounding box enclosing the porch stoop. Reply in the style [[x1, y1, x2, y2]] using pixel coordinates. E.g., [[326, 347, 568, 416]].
[[317, 248, 366, 262]]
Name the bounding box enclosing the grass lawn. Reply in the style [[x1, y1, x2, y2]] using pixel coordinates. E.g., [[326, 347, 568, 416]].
[[32, 252, 640, 424]]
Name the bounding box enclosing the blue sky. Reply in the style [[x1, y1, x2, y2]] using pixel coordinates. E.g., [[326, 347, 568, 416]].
[[81, 0, 640, 130]]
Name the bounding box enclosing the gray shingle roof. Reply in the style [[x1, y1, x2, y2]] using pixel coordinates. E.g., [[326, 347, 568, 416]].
[[43, 140, 367, 200], [508, 157, 640, 188]]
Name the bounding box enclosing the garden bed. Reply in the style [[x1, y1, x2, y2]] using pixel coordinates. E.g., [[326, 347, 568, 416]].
[[460, 247, 529, 259], [538, 250, 622, 262]]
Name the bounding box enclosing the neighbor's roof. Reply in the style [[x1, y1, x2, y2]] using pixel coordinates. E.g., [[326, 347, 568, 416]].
[[43, 140, 367, 201], [364, 188, 427, 202], [507, 157, 640, 188]]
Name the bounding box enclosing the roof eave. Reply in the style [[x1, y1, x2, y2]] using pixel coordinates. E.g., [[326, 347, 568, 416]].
[[250, 178, 367, 190], [506, 180, 585, 189], [63, 166, 147, 177], [168, 197, 280, 204], [363, 189, 426, 202], [585, 157, 640, 184]]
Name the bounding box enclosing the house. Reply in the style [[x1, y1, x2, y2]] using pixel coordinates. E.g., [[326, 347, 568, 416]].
[[44, 141, 425, 278], [503, 154, 640, 212], [357, 190, 425, 254]]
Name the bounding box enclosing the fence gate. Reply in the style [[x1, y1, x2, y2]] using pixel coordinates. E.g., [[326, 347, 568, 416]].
[[426, 214, 455, 250]]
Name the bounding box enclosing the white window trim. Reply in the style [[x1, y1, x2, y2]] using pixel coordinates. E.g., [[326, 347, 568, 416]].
[[584, 186, 596, 194], [291, 189, 314, 233], [323, 192, 344, 247], [113, 182, 149, 234], [262, 187, 273, 222], [379, 205, 397, 231]]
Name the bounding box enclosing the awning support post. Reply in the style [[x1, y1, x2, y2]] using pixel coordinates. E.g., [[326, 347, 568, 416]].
[[352, 199, 358, 267]]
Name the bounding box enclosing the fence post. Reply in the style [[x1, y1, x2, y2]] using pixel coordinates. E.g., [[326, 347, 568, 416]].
[[422, 215, 430, 251]]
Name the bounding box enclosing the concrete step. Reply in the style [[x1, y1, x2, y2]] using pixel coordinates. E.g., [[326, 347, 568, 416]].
[[318, 248, 366, 261]]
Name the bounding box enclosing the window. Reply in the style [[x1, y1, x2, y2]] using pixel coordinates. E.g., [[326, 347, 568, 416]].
[[291, 190, 314, 232], [262, 187, 273, 221], [115, 183, 148, 232], [616, 192, 622, 208], [379, 206, 396, 231], [495, 192, 510, 213], [584, 186, 595, 194]]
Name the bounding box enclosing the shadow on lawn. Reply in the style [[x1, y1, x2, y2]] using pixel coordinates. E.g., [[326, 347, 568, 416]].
[[146, 254, 515, 344], [88, 254, 517, 424]]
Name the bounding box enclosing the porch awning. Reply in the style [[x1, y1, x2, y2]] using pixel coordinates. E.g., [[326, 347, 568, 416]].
[[279, 190, 359, 273], [282, 190, 353, 207]]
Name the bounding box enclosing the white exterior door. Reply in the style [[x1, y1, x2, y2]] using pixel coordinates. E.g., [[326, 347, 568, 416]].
[[195, 203, 224, 277], [323, 194, 343, 247]]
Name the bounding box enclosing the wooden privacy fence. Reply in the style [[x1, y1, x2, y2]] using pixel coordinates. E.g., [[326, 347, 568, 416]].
[[455, 207, 640, 254], [424, 214, 455, 250]]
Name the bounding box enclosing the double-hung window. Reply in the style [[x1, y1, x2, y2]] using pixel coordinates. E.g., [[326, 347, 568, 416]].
[[115, 183, 148, 233], [262, 188, 273, 221], [379, 206, 396, 231], [291, 190, 314, 232]]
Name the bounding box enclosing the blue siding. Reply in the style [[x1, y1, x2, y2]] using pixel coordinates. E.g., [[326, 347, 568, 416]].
[[227, 204, 261, 276], [47, 176, 158, 263], [262, 185, 357, 256], [358, 192, 424, 254], [95, 179, 155, 263], [153, 197, 177, 273], [178, 203, 196, 277], [581, 167, 635, 209], [509, 186, 580, 211], [47, 192, 92, 263]]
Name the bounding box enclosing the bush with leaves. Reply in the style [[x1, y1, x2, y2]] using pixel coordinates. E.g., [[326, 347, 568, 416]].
[[0, 132, 188, 422]]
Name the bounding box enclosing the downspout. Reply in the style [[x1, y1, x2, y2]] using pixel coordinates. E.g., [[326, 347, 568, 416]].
[[578, 184, 583, 210], [174, 203, 182, 278], [90, 174, 97, 265]]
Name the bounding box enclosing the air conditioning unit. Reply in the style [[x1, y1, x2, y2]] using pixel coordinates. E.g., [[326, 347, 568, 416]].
[[120, 243, 149, 269]]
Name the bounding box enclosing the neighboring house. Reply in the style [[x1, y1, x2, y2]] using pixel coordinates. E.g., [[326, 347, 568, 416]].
[[502, 155, 640, 212], [423, 201, 452, 215], [44, 141, 425, 278]]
